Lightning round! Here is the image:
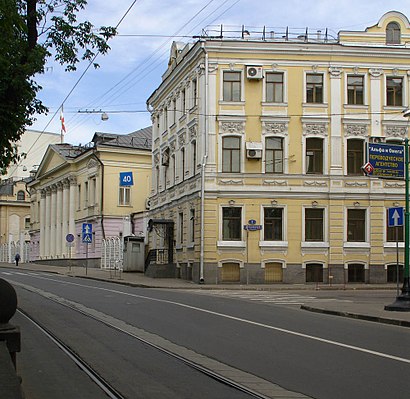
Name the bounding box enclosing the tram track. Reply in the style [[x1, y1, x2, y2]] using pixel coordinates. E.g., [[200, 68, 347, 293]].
[[15, 280, 302, 399]]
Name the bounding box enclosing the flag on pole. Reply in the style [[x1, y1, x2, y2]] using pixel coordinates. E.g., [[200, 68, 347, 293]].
[[60, 106, 66, 137]]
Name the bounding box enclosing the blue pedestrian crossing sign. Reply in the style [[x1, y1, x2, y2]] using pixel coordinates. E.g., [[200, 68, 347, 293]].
[[388, 207, 404, 228], [82, 223, 93, 243]]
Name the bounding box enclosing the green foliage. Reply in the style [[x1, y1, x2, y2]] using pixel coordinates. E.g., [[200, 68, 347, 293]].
[[0, 0, 116, 172]]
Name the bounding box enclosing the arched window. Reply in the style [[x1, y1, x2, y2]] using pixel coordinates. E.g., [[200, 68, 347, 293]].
[[386, 22, 400, 45], [17, 190, 25, 201]]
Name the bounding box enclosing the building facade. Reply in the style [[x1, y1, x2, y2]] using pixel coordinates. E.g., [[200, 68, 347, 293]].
[[146, 11, 410, 284], [28, 128, 152, 266]]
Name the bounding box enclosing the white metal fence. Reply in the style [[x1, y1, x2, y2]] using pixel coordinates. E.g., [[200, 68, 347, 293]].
[[101, 237, 123, 270], [0, 241, 30, 263]]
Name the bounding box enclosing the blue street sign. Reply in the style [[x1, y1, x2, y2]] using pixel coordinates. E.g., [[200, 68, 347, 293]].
[[66, 233, 75, 243], [119, 171, 134, 186], [367, 143, 404, 179], [388, 207, 404, 228], [82, 223, 93, 243]]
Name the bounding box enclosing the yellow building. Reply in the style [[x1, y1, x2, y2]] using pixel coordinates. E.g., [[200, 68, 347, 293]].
[[146, 11, 410, 284], [28, 128, 152, 266]]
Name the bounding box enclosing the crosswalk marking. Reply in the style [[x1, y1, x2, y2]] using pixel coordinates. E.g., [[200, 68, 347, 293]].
[[187, 289, 350, 306]]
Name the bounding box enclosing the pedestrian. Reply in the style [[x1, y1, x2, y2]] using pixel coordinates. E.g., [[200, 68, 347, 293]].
[[15, 253, 20, 267]]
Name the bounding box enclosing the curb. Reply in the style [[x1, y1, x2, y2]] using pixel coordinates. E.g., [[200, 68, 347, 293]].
[[301, 305, 410, 328]]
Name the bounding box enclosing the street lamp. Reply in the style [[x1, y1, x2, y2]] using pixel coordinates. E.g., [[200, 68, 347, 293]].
[[385, 110, 410, 311]]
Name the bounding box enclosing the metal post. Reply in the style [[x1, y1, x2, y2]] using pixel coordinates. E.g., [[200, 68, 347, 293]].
[[385, 137, 410, 310]]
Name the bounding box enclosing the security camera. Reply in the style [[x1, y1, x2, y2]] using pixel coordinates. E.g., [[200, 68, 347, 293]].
[[402, 109, 410, 118]]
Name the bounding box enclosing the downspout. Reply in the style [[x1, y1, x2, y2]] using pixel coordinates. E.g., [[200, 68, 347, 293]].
[[199, 41, 208, 283], [92, 149, 106, 239]]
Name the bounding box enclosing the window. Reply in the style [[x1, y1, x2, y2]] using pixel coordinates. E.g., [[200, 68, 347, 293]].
[[306, 138, 323, 174], [221, 262, 240, 282], [77, 184, 81, 210], [348, 264, 365, 283], [119, 186, 130, 206], [17, 190, 25, 201], [171, 154, 176, 185], [306, 74, 323, 103], [181, 89, 186, 116], [172, 99, 177, 124], [178, 212, 184, 245], [189, 209, 195, 243], [164, 107, 168, 130], [84, 181, 89, 207], [265, 137, 283, 173], [222, 207, 242, 240], [387, 264, 403, 283], [347, 139, 364, 175], [386, 22, 400, 45], [347, 209, 366, 242], [222, 136, 241, 173], [191, 140, 197, 176], [347, 75, 364, 105], [305, 208, 324, 241], [181, 147, 185, 181], [223, 71, 241, 102], [265, 262, 283, 283], [264, 208, 283, 240], [386, 77, 403, 106], [306, 264, 323, 283], [192, 78, 197, 107], [266, 72, 284, 103], [386, 210, 404, 242], [24, 217, 30, 229]]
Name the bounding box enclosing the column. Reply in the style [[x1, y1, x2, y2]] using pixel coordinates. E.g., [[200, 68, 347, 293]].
[[68, 176, 77, 236], [62, 179, 70, 257], [329, 67, 343, 175], [56, 182, 63, 257], [50, 185, 57, 257], [45, 187, 51, 257], [39, 189, 46, 258], [369, 68, 383, 136]]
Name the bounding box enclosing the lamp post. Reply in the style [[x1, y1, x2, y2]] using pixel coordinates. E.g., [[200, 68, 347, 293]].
[[385, 113, 410, 311]]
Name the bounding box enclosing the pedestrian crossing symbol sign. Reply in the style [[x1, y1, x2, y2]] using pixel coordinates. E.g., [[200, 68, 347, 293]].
[[82, 223, 93, 243]]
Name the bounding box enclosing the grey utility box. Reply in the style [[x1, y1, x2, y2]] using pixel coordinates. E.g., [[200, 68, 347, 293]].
[[123, 236, 145, 272]]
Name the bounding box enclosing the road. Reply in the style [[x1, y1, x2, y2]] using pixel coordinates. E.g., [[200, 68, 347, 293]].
[[3, 268, 410, 399]]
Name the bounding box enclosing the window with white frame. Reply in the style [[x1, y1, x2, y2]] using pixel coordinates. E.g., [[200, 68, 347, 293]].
[[84, 181, 89, 207], [386, 22, 400, 45], [264, 207, 283, 241], [189, 209, 195, 243], [172, 99, 177, 125], [192, 78, 197, 107], [171, 153, 176, 186], [386, 76, 403, 106], [347, 75, 364, 105], [119, 186, 130, 206], [265, 137, 283, 173], [191, 140, 197, 175], [266, 72, 284, 103], [222, 136, 241, 173], [178, 212, 184, 245], [305, 208, 324, 241], [306, 74, 323, 103], [347, 209, 366, 242], [347, 138, 364, 175], [181, 89, 186, 117], [181, 147, 185, 181], [306, 137, 323, 174], [223, 71, 241, 102], [222, 207, 242, 241], [77, 184, 81, 210], [17, 190, 25, 201]]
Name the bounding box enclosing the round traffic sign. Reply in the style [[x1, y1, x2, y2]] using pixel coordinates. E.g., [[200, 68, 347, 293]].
[[66, 233, 75, 243]]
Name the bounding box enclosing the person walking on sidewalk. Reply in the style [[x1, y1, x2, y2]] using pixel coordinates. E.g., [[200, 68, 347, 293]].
[[15, 253, 20, 266]]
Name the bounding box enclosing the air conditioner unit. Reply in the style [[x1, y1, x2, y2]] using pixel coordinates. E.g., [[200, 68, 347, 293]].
[[145, 199, 151, 210], [369, 136, 386, 144], [246, 66, 263, 80], [246, 142, 263, 159]]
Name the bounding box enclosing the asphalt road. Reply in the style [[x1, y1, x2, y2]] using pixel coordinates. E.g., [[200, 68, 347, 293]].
[[3, 269, 410, 399]]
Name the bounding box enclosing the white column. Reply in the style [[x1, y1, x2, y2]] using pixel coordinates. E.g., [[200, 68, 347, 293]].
[[39, 189, 46, 258], [329, 67, 343, 175], [45, 188, 51, 257], [62, 179, 70, 257], [69, 176, 77, 236], [56, 182, 63, 257], [50, 185, 57, 257], [369, 68, 383, 136]]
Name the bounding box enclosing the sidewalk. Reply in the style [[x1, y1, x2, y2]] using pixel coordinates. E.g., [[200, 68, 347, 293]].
[[2, 262, 410, 328]]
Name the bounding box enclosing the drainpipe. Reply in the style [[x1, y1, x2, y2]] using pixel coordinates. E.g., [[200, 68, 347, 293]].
[[92, 149, 106, 239], [199, 41, 208, 284]]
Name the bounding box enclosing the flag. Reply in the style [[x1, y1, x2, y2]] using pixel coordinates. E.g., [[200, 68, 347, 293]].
[[60, 107, 66, 134]]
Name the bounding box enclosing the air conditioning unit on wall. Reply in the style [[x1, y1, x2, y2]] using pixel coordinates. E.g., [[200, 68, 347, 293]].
[[246, 142, 263, 159], [246, 66, 263, 80], [369, 136, 386, 144]]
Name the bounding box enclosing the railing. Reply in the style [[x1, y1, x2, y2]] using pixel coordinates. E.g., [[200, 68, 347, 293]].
[[0, 242, 30, 263], [100, 237, 123, 270], [144, 248, 170, 271]]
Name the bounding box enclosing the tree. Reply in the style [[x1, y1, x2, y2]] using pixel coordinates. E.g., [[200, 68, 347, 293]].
[[0, 0, 116, 173]]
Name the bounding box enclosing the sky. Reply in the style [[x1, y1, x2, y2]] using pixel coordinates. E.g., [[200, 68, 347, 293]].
[[31, 0, 410, 145]]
